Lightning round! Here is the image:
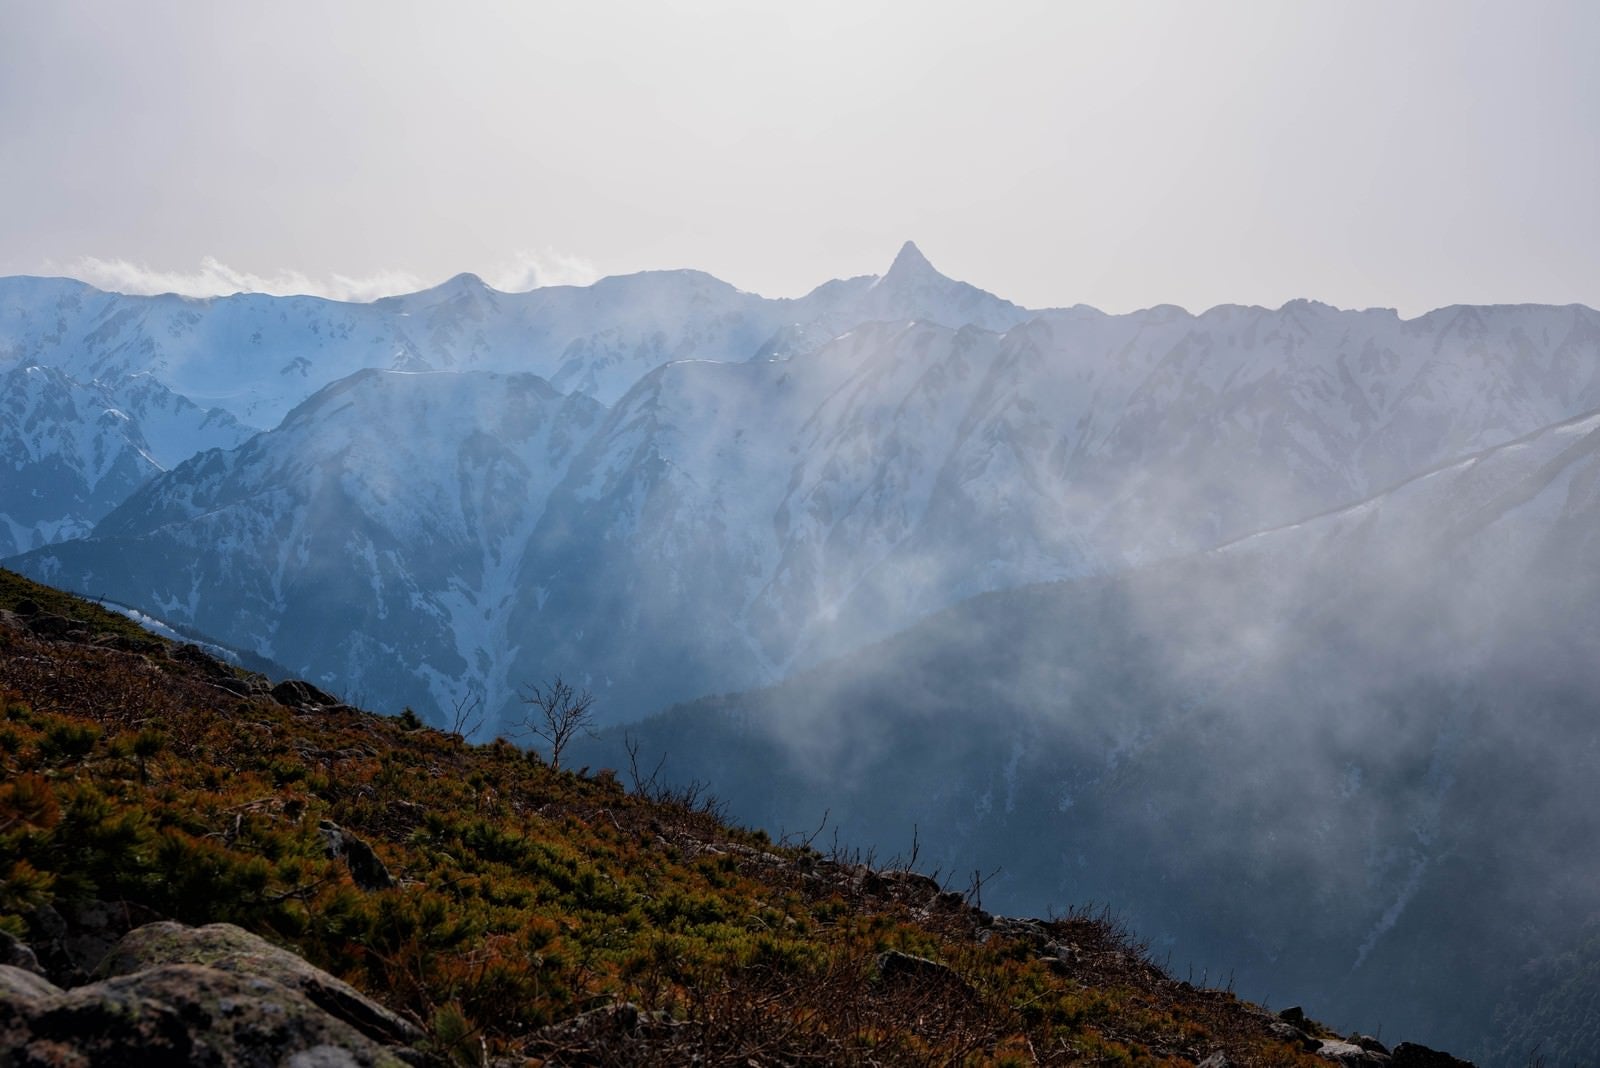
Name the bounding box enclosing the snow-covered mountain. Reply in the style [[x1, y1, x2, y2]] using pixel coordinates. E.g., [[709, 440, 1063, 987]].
[[499, 297, 1600, 712], [10, 245, 1600, 728], [30, 370, 604, 716], [0, 364, 250, 557], [0, 242, 1027, 429], [0, 243, 1032, 561]]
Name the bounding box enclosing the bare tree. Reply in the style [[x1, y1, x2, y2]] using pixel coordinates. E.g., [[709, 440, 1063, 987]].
[[517, 676, 595, 770], [448, 690, 486, 740], [623, 730, 667, 795]]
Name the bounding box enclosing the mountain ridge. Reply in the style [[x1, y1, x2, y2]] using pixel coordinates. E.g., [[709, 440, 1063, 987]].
[[10, 290, 1600, 729]]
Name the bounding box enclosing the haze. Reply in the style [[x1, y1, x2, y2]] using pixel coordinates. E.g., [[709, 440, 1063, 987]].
[[3, 0, 1598, 315]]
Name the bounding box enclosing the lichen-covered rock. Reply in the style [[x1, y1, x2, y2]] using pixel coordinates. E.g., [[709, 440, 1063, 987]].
[[94, 922, 423, 1047], [0, 962, 407, 1067], [0, 964, 60, 1002]]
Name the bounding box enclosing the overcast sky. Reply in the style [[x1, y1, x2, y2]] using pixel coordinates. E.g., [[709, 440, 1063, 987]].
[[2, 1, 1596, 315]]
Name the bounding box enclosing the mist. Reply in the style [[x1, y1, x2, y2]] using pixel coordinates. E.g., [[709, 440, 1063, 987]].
[[8, 256, 1600, 1062], [583, 410, 1600, 1061]]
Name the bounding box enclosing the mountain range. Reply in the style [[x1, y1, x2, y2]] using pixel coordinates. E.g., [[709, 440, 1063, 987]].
[[5, 244, 1600, 1060], [7, 246, 1600, 728]]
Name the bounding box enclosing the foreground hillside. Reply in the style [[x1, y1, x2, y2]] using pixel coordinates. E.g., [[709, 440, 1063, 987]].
[[0, 569, 1469, 1065]]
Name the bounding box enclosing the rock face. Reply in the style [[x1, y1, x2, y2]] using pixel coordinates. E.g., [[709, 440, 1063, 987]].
[[0, 921, 425, 1067]]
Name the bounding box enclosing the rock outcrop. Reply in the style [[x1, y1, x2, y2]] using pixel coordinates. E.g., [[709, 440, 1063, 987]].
[[0, 921, 428, 1067]]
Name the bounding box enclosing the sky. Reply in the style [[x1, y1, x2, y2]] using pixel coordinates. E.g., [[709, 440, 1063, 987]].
[[2, 0, 1598, 315]]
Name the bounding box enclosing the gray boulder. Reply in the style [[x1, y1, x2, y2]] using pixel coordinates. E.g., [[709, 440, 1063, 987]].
[[1317, 1038, 1390, 1065], [0, 961, 407, 1067], [25, 899, 163, 986], [271, 679, 342, 709], [0, 964, 60, 1002], [94, 922, 423, 1047]]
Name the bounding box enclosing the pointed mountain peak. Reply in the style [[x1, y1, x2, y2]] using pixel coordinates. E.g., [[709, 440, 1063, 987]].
[[881, 240, 939, 284], [418, 271, 491, 295]]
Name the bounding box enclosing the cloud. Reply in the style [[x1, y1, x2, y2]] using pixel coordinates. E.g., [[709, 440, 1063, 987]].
[[51, 256, 428, 302], [481, 249, 601, 292], [48, 249, 602, 301]]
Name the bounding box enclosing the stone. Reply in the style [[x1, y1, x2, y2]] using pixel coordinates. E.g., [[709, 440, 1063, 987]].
[[342, 836, 395, 891], [861, 868, 942, 901], [172, 643, 230, 675], [0, 964, 61, 1002], [317, 820, 396, 891], [271, 679, 342, 709], [1317, 1038, 1390, 1065], [213, 676, 254, 696], [1268, 1020, 1321, 1050], [1391, 1042, 1475, 1067], [95, 922, 423, 1047], [25, 613, 77, 639], [987, 915, 1047, 942], [25, 899, 163, 987], [1197, 1054, 1236, 1068], [873, 949, 975, 1002], [0, 962, 408, 1067], [0, 929, 46, 977]]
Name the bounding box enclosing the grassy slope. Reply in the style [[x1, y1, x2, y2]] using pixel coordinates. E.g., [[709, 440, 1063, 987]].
[[0, 568, 1331, 1065]]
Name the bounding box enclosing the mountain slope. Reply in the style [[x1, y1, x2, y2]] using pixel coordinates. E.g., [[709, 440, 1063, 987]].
[[0, 567, 1427, 1066], [0, 365, 251, 557], [588, 406, 1600, 1064], [16, 370, 604, 719]]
